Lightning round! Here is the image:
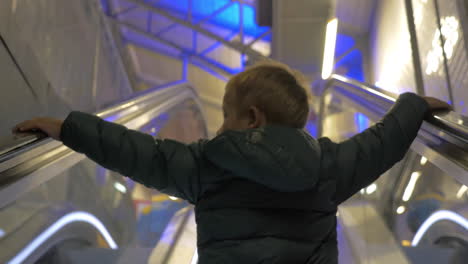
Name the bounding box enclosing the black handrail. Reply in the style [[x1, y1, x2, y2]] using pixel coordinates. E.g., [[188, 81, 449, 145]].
[[318, 74, 468, 185], [0, 82, 205, 210], [0, 82, 199, 162], [321, 74, 468, 143]]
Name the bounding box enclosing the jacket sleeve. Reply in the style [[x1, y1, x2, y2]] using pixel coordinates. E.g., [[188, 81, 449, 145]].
[[321, 93, 429, 204], [60, 111, 204, 203]]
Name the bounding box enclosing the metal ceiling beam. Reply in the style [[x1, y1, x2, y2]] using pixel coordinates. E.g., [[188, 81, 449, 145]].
[[113, 4, 138, 17], [194, 1, 234, 25], [335, 45, 357, 64], [124, 0, 266, 60], [109, 17, 186, 53], [108, 17, 235, 76], [103, 0, 139, 91], [246, 29, 271, 48]]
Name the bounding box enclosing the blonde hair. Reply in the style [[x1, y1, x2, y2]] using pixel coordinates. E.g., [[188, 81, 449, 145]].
[[226, 61, 310, 128]]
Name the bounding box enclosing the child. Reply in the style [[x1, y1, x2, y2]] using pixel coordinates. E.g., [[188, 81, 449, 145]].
[[14, 62, 451, 263]]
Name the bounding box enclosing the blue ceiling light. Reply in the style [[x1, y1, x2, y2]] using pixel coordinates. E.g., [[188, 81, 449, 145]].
[[332, 33, 365, 82], [335, 34, 355, 57], [154, 0, 269, 37], [335, 48, 364, 81]]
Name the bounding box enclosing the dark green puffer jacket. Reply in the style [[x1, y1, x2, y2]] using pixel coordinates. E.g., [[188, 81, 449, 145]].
[[60, 93, 429, 264]]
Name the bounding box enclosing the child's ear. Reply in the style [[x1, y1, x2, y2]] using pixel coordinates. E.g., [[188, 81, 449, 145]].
[[248, 106, 266, 128]]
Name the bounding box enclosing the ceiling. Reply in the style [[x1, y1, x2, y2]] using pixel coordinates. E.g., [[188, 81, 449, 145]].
[[336, 0, 377, 36]]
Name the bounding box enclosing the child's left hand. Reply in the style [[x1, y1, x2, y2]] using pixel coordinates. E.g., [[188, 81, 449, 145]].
[[13, 118, 64, 140]]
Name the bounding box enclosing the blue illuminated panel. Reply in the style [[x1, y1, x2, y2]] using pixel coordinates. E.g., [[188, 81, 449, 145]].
[[336, 49, 364, 82], [354, 112, 370, 133], [335, 34, 355, 57], [305, 121, 318, 137], [154, 0, 270, 37]]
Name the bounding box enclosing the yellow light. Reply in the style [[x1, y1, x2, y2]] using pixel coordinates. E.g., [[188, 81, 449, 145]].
[[402, 240, 411, 247], [141, 205, 152, 215], [321, 18, 338, 80], [397, 206, 406, 214], [152, 194, 168, 202], [169, 196, 178, 201]]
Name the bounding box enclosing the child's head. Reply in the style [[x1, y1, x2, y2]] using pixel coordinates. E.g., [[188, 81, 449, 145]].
[[218, 61, 310, 135]]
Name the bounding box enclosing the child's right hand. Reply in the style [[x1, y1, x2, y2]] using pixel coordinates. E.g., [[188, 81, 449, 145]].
[[422, 96, 453, 112], [13, 118, 64, 141]]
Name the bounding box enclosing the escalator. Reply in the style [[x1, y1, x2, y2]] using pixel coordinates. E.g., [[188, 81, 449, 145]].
[[2, 73, 465, 264], [0, 82, 206, 264], [0, 17, 466, 262], [0, 21, 204, 263], [319, 75, 468, 264]]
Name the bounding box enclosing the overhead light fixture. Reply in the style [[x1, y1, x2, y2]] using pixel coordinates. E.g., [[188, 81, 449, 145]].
[[321, 18, 338, 80], [402, 172, 421, 202], [397, 206, 406, 214]]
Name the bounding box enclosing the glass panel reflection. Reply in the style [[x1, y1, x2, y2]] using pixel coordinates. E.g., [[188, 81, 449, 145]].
[[322, 90, 468, 263], [0, 98, 206, 262]]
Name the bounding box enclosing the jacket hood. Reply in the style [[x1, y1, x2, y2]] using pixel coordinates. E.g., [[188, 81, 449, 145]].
[[204, 126, 321, 192]]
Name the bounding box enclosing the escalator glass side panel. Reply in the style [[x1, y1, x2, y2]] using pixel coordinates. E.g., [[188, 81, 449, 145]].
[[389, 153, 468, 247], [0, 98, 205, 263], [130, 98, 205, 251], [0, 157, 134, 263], [327, 75, 468, 142], [321, 86, 468, 263]]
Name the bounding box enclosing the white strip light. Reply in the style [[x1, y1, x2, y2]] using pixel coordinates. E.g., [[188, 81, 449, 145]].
[[396, 206, 406, 215], [114, 182, 127, 194], [456, 185, 467, 198], [411, 210, 468, 246], [420, 156, 428, 166], [190, 249, 199, 264], [402, 172, 421, 202], [321, 18, 338, 80], [8, 211, 118, 264], [366, 183, 377, 195]]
